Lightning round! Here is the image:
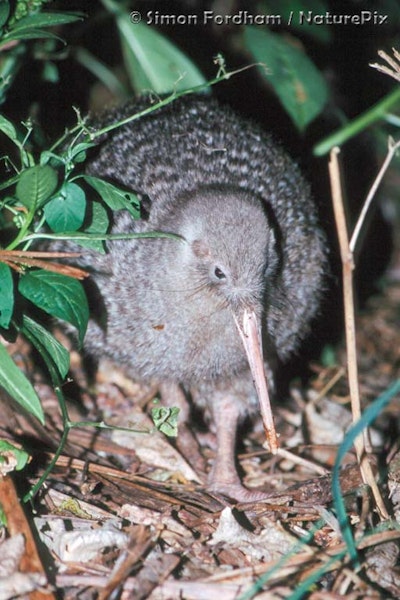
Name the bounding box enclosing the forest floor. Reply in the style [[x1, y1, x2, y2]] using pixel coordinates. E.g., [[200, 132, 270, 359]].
[[0, 229, 400, 600]]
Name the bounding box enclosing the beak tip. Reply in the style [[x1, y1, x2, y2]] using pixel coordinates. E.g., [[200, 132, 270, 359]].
[[233, 307, 279, 453]]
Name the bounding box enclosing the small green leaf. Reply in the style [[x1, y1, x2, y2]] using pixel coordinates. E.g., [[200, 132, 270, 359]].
[[0, 439, 29, 472], [0, 114, 30, 158], [10, 11, 83, 31], [243, 26, 328, 130], [0, 113, 18, 141], [0, 342, 44, 424], [15, 165, 58, 209], [117, 17, 206, 94], [2, 28, 64, 42], [151, 406, 180, 437], [42, 61, 59, 83], [21, 315, 70, 379], [0, 263, 14, 328], [18, 270, 88, 345], [40, 150, 65, 168], [44, 181, 86, 232], [0, 2, 10, 29], [68, 142, 97, 164], [76, 201, 109, 253], [320, 344, 337, 367], [83, 175, 140, 217]]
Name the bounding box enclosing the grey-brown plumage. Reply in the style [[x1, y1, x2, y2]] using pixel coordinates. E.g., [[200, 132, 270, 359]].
[[72, 95, 328, 500]]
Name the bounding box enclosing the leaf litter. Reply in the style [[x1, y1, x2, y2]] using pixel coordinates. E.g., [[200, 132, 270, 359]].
[[0, 260, 400, 599]]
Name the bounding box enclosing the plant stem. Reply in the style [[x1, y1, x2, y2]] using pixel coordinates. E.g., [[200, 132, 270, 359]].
[[350, 138, 400, 255], [21, 324, 73, 503], [6, 206, 35, 250], [328, 148, 389, 521], [314, 87, 400, 156], [88, 65, 265, 140]]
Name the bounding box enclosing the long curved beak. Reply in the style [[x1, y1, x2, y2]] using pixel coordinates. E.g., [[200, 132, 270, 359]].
[[234, 308, 279, 454]]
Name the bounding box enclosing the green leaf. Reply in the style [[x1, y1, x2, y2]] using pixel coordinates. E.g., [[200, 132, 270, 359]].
[[10, 11, 83, 31], [83, 175, 140, 217], [0, 263, 14, 328], [151, 406, 180, 437], [21, 315, 70, 379], [0, 342, 44, 424], [15, 165, 58, 209], [261, 0, 331, 43], [0, 113, 18, 141], [75, 201, 109, 253], [2, 28, 65, 42], [18, 270, 88, 345], [0, 439, 29, 472], [40, 150, 65, 168], [243, 26, 328, 131], [117, 18, 206, 94], [74, 46, 128, 99], [67, 141, 97, 164], [44, 181, 86, 232], [0, 2, 9, 29], [42, 61, 59, 83], [0, 114, 32, 160]]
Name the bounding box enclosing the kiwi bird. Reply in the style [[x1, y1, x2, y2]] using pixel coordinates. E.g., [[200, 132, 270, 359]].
[[70, 95, 327, 501]]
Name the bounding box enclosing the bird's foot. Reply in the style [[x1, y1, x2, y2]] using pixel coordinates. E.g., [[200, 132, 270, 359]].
[[208, 479, 269, 503]]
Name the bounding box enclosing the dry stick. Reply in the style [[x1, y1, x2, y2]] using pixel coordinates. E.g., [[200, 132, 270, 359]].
[[276, 447, 328, 476], [328, 148, 389, 520], [350, 137, 400, 255]]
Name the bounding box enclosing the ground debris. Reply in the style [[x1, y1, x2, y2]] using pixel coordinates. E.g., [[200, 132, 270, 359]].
[[365, 541, 400, 597], [0, 276, 400, 598]]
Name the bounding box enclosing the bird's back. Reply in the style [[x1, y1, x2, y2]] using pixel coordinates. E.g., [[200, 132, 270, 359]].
[[85, 95, 328, 362]]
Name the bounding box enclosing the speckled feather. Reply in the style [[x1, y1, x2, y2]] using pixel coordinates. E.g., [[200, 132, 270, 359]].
[[82, 95, 327, 363], [59, 95, 328, 499]]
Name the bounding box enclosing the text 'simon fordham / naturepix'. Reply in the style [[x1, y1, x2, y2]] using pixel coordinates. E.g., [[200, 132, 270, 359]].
[[140, 10, 389, 27]]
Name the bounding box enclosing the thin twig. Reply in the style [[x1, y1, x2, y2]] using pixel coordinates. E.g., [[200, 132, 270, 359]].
[[276, 448, 328, 476], [328, 148, 389, 520], [314, 367, 346, 403], [350, 137, 400, 254]]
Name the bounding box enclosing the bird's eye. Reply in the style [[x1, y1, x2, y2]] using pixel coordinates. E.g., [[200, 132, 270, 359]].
[[214, 266, 226, 280]]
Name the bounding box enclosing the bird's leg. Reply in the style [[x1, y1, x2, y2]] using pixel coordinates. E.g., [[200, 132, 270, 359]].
[[209, 395, 268, 502], [159, 382, 207, 480]]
